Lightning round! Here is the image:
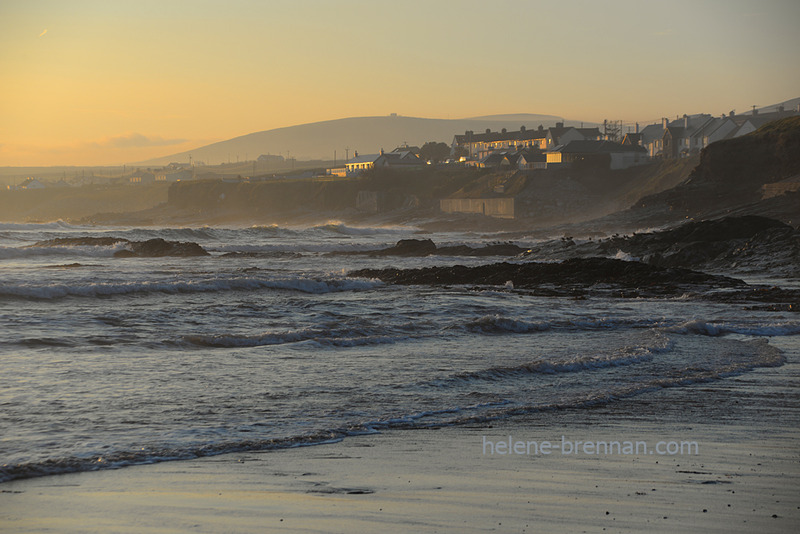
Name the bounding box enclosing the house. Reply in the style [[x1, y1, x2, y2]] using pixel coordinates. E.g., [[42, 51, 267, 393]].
[[544, 124, 602, 150], [374, 148, 425, 169], [452, 126, 549, 160], [517, 149, 547, 170], [620, 132, 642, 147], [343, 147, 425, 175], [130, 171, 156, 185], [13, 178, 46, 190], [345, 151, 380, 174], [547, 140, 648, 170], [155, 169, 192, 182], [479, 151, 518, 169], [639, 109, 800, 159]]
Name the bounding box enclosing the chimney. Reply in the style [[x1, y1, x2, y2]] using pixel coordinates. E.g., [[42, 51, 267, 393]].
[[380, 148, 384, 155], [662, 117, 669, 129], [485, 128, 491, 134], [556, 122, 564, 128], [683, 114, 689, 129], [354, 150, 358, 158], [635, 122, 639, 134]]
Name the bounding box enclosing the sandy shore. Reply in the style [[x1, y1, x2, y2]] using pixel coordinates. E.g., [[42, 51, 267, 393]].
[[2, 337, 798, 533]]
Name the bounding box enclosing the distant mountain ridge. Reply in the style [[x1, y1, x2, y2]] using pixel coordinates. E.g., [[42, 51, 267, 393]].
[[137, 114, 576, 166]]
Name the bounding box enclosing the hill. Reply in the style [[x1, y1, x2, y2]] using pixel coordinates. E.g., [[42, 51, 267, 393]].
[[136, 114, 570, 167]]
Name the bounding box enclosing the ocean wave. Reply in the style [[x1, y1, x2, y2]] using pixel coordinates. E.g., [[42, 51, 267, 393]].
[[613, 250, 640, 262], [665, 319, 800, 337], [0, 338, 782, 485], [0, 220, 81, 231], [454, 314, 659, 334], [429, 336, 672, 386], [0, 243, 127, 259], [309, 220, 413, 236], [0, 429, 350, 484], [433, 340, 784, 426], [0, 276, 382, 300], [186, 328, 409, 349]]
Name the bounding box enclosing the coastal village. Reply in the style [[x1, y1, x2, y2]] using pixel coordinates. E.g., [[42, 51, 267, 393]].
[[5, 102, 799, 221]]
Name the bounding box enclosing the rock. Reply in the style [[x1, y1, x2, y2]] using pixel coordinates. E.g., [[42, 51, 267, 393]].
[[329, 239, 526, 257], [349, 257, 745, 298], [113, 238, 210, 258], [378, 239, 437, 256]]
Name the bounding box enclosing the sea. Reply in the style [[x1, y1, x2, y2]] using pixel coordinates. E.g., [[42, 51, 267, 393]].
[[1, 220, 798, 483]]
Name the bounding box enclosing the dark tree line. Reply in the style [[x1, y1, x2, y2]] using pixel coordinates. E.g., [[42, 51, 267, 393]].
[[419, 141, 451, 163]]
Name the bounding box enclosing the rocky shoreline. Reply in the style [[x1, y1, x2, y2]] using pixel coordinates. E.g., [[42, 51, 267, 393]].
[[348, 215, 800, 307]]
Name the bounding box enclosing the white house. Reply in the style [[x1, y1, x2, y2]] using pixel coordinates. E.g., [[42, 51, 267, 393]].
[[344, 148, 425, 175]]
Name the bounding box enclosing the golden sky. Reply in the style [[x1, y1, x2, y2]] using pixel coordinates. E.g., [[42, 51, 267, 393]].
[[1, 0, 798, 166]]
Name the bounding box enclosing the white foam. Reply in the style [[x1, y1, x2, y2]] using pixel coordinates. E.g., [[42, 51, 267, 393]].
[[666, 319, 800, 337], [0, 276, 382, 300]]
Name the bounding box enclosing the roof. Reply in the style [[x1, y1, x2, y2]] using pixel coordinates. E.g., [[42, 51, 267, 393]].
[[347, 154, 380, 165], [621, 133, 642, 145], [664, 126, 686, 139], [377, 151, 424, 166], [573, 127, 602, 138], [518, 150, 546, 162], [639, 123, 664, 143]]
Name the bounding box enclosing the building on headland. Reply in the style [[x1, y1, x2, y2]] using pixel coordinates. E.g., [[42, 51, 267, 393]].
[[477, 148, 547, 171], [546, 140, 648, 170], [19, 178, 46, 189], [452, 123, 604, 169], [637, 106, 800, 159], [340, 147, 426, 176], [129, 171, 156, 185]]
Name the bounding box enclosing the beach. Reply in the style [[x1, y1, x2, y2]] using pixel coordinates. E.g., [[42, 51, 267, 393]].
[[3, 337, 797, 533]]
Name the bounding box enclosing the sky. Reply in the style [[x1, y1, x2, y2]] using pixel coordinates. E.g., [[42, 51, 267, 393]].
[[1, 0, 798, 166]]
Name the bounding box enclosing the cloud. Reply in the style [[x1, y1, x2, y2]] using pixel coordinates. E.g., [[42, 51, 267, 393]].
[[39, 29, 47, 37], [92, 133, 188, 149]]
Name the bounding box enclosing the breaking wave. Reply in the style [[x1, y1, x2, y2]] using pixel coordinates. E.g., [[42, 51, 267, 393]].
[[453, 314, 661, 334], [665, 319, 800, 337], [0, 276, 382, 300]]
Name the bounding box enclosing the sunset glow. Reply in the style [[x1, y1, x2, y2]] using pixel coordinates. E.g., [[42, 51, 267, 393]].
[[1, 0, 798, 166]]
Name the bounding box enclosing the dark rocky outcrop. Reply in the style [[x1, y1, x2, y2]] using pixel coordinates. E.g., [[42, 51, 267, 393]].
[[113, 238, 210, 258], [523, 216, 799, 278], [330, 238, 527, 257], [350, 257, 745, 298]]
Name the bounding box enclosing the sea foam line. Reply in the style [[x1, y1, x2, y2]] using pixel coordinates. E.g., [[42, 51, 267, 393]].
[[0, 276, 382, 300]]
